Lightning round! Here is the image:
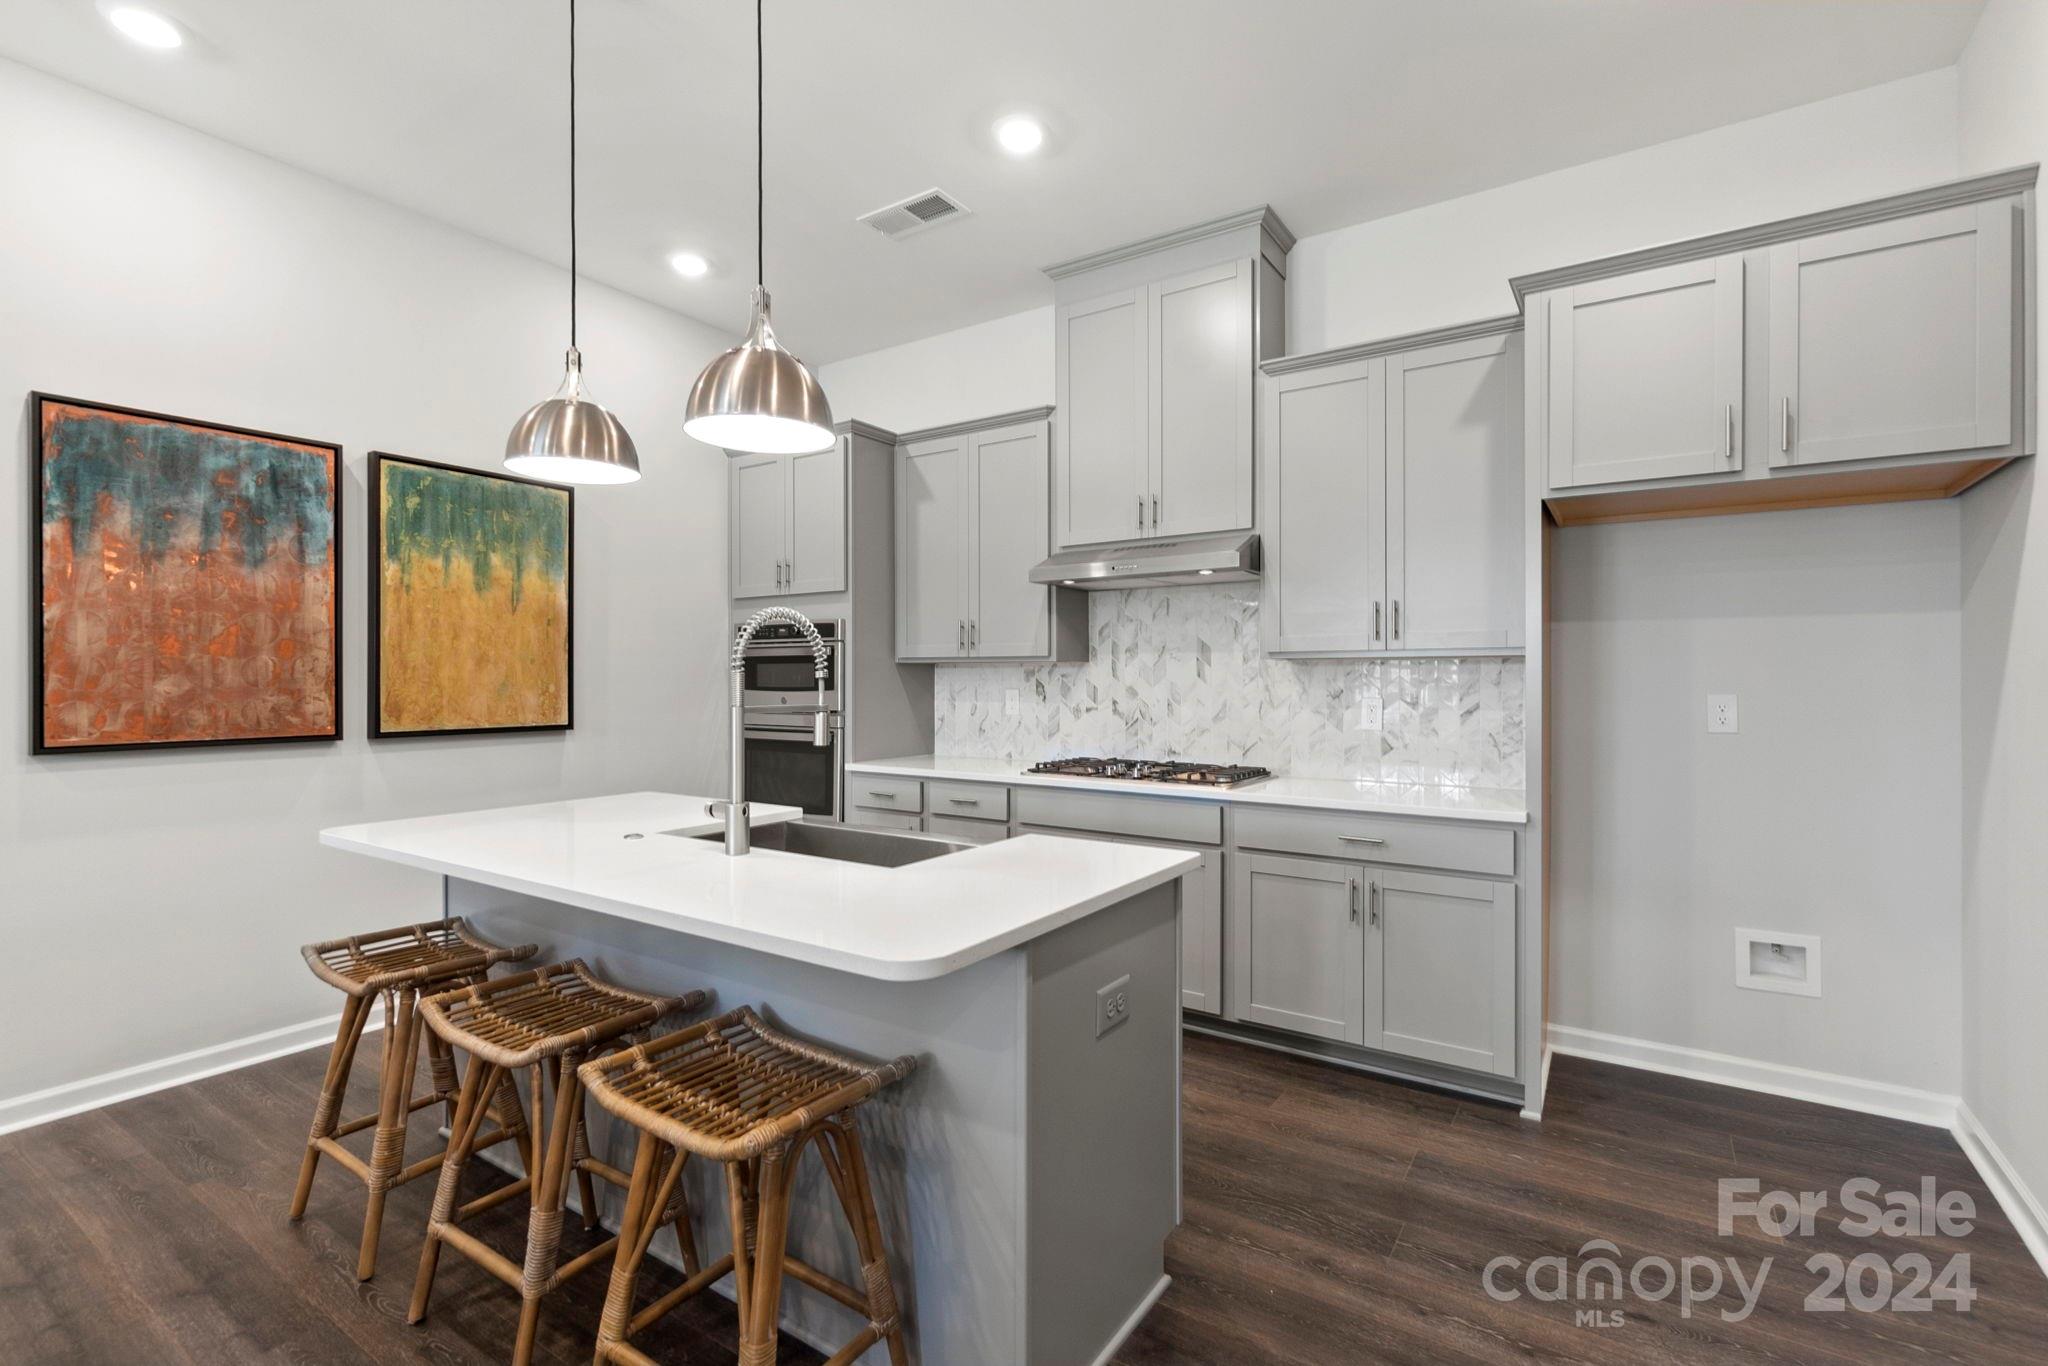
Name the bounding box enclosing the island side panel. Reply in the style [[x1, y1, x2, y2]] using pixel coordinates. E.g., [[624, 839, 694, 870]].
[[1024, 880, 1180, 1366], [449, 878, 1028, 1365]]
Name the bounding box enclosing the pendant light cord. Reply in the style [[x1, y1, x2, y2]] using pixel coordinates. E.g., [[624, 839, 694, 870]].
[[569, 0, 579, 351], [756, 0, 765, 289]]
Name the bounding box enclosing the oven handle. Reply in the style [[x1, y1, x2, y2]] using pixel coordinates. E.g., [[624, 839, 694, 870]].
[[742, 725, 841, 744]]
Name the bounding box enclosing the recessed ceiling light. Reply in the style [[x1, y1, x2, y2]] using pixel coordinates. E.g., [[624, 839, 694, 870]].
[[106, 5, 184, 49], [994, 115, 1045, 157], [668, 251, 711, 279]]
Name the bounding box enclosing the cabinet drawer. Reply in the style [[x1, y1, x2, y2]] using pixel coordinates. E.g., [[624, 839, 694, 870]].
[[850, 777, 924, 814], [845, 809, 920, 832], [924, 813, 1009, 844], [928, 782, 1010, 822], [1233, 805, 1513, 877], [1015, 787, 1222, 844]]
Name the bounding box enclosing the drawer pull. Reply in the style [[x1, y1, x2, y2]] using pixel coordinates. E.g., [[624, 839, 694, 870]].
[[947, 797, 979, 806], [1337, 834, 1387, 846], [867, 790, 895, 799]]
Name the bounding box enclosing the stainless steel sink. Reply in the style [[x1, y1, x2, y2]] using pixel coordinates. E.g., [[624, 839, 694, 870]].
[[667, 819, 969, 867]]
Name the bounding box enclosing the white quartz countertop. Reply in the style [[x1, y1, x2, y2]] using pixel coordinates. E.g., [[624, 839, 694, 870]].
[[847, 755, 1528, 824], [319, 792, 1198, 982]]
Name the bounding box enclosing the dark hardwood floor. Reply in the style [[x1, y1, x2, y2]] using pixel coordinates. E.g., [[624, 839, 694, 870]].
[[1, 1032, 2041, 1364]]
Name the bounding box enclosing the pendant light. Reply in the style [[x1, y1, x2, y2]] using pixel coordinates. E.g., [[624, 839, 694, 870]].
[[683, 0, 834, 456], [506, 0, 641, 485]]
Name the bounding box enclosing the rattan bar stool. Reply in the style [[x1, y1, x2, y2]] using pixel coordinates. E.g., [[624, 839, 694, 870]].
[[290, 917, 539, 1280], [408, 960, 707, 1366], [579, 1006, 917, 1366]]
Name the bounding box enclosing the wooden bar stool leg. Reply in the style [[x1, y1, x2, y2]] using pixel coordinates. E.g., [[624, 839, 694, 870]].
[[594, 1128, 665, 1363], [832, 1117, 909, 1366], [512, 1058, 580, 1366], [357, 985, 424, 1280], [738, 1145, 796, 1366], [572, 1085, 600, 1232], [410, 1058, 496, 1324], [492, 1066, 536, 1179], [289, 992, 369, 1220]]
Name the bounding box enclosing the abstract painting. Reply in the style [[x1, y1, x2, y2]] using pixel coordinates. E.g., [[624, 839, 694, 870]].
[[370, 453, 573, 737], [34, 393, 341, 754]]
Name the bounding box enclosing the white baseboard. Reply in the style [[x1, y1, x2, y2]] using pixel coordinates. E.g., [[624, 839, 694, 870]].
[[1545, 1023, 1959, 1128], [0, 1010, 369, 1138], [1953, 1101, 2048, 1279], [1519, 1045, 1554, 1122]]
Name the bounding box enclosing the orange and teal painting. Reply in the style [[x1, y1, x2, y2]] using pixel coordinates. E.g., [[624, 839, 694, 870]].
[[371, 453, 572, 737], [35, 395, 340, 753]]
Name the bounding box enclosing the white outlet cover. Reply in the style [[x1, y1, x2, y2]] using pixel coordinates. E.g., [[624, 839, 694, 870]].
[[1359, 694, 1383, 730], [1734, 928, 1820, 997], [1004, 688, 1020, 717], [1095, 974, 1131, 1038], [1707, 694, 1738, 733]]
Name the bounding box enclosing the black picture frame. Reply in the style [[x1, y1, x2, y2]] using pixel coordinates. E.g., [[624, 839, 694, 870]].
[[366, 451, 575, 740], [30, 391, 344, 756]]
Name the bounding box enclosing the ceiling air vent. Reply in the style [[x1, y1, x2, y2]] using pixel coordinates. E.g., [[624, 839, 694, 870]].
[[858, 187, 971, 239]]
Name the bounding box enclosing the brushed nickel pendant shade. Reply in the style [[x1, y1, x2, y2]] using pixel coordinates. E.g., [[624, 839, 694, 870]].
[[506, 0, 641, 485], [683, 0, 834, 456]]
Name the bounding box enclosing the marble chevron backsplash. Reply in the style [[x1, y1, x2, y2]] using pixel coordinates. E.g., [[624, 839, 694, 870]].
[[933, 586, 1524, 789]]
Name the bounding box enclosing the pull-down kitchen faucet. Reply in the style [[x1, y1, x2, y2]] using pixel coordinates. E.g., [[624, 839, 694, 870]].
[[716, 605, 831, 855]]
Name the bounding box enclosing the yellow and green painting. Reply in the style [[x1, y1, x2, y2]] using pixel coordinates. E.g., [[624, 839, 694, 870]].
[[371, 454, 571, 736]]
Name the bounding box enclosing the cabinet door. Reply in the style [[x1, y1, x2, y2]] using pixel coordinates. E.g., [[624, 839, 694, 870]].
[[1229, 852, 1362, 1043], [1055, 286, 1149, 547], [1386, 332, 1523, 652], [1027, 824, 1225, 1017], [968, 421, 1052, 658], [729, 453, 788, 599], [785, 441, 846, 595], [1150, 260, 1253, 538], [1367, 870, 1516, 1076], [1261, 358, 1385, 653], [895, 435, 968, 659], [1546, 255, 1744, 489], [1769, 200, 2014, 468]]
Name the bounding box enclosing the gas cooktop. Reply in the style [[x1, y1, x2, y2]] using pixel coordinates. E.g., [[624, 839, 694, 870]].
[[1022, 757, 1273, 789]]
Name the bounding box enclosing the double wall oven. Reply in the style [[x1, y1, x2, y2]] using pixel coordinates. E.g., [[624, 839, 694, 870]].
[[737, 617, 844, 819]]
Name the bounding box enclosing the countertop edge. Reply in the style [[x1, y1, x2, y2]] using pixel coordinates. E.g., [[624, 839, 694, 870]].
[[845, 758, 1530, 825], [317, 828, 1201, 983]]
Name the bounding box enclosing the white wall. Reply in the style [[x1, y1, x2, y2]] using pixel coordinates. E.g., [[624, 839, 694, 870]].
[[1956, 0, 2048, 1232], [0, 58, 734, 1107], [1287, 69, 1960, 352], [1548, 505, 1964, 1096], [818, 305, 1051, 435]]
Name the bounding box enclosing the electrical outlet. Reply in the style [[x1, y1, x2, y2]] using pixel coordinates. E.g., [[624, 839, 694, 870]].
[[1095, 974, 1132, 1038], [1004, 688, 1020, 717], [1359, 694, 1383, 730], [1707, 694, 1738, 733]]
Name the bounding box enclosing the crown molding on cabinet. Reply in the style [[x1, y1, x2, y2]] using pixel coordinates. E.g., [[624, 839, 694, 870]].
[[1043, 205, 1297, 280], [835, 418, 899, 444], [1260, 312, 1524, 376], [893, 405, 1056, 445], [1509, 163, 2041, 306]]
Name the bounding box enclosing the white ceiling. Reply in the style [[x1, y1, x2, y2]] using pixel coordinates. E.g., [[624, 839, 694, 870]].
[[3, 0, 1984, 363]]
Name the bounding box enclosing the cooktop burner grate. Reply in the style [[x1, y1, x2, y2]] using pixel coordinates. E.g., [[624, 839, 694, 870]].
[[1022, 757, 1273, 788]]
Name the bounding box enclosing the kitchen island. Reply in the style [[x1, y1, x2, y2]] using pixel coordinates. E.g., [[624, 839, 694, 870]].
[[320, 792, 1197, 1366]]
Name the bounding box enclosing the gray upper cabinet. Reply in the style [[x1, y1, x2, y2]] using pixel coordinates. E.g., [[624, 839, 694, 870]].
[[1230, 851, 1363, 1043], [1054, 287, 1149, 546], [1047, 208, 1290, 549], [1262, 356, 1384, 653], [728, 442, 847, 600], [1545, 255, 1745, 490], [896, 411, 1084, 663], [1769, 200, 2014, 468], [1368, 870, 1517, 1077], [896, 432, 969, 658], [1149, 259, 1255, 538], [1386, 330, 1524, 652], [1259, 319, 1524, 657]]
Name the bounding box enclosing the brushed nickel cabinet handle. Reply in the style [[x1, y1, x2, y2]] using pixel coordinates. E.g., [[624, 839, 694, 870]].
[[1137, 496, 1145, 531], [1152, 494, 1160, 527], [1349, 877, 1360, 923], [958, 620, 966, 651], [1782, 397, 1792, 453], [1370, 881, 1380, 927], [947, 797, 979, 806], [1392, 600, 1401, 640], [1726, 403, 1735, 464], [1374, 603, 1382, 641], [1337, 834, 1387, 846], [970, 620, 978, 650]]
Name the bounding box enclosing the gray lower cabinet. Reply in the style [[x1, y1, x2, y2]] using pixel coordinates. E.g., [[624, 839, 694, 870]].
[[1230, 852, 1363, 1042], [1769, 200, 2014, 468], [1371, 869, 1517, 1077]]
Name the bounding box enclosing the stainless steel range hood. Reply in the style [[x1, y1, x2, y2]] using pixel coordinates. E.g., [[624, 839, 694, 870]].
[[1028, 532, 1260, 590]]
